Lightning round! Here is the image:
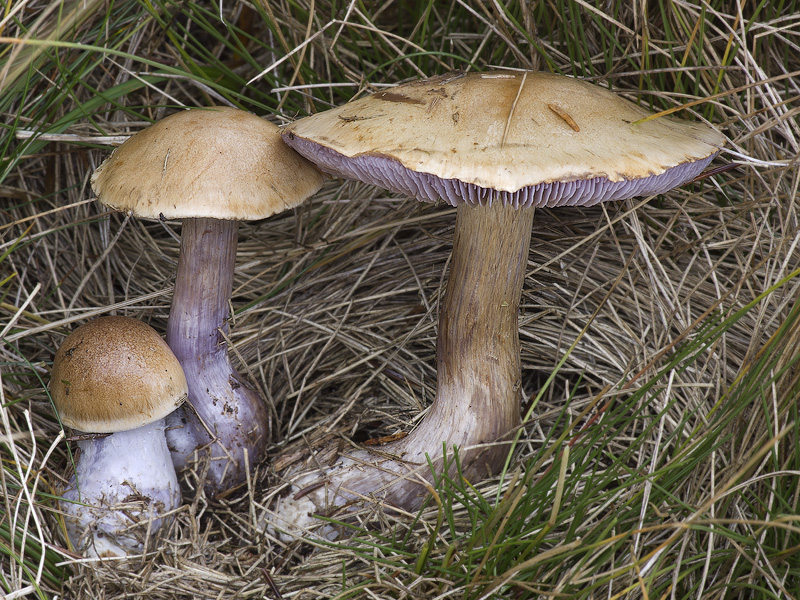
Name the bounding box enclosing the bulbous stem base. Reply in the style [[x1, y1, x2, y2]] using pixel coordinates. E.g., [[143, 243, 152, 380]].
[[164, 217, 270, 497], [61, 420, 181, 557]]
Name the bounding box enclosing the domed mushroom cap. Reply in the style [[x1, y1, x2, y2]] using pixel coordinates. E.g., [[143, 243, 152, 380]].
[[51, 316, 188, 433], [283, 71, 726, 207], [91, 107, 325, 220]]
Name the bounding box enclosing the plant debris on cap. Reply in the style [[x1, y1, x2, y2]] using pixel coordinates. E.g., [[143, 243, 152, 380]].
[[283, 70, 725, 208], [92, 106, 325, 220]]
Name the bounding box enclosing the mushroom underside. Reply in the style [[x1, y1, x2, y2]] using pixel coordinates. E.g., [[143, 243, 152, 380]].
[[282, 134, 717, 207]]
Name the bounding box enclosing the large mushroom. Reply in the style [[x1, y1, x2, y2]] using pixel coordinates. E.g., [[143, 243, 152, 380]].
[[91, 107, 325, 496], [51, 316, 187, 557], [275, 70, 725, 534]]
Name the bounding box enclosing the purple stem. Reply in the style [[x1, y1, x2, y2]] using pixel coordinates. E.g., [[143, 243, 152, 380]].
[[164, 217, 270, 496]]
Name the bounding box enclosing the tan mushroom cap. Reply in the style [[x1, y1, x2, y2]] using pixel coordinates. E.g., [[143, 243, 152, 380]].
[[91, 107, 325, 220], [51, 316, 188, 433], [285, 71, 725, 193]]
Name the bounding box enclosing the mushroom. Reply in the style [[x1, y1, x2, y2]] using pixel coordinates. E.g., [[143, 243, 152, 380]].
[[91, 107, 325, 496], [51, 316, 187, 557], [275, 70, 725, 534]]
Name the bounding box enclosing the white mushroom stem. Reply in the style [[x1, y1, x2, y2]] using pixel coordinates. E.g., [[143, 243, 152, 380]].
[[62, 419, 181, 557], [165, 217, 270, 496], [274, 203, 533, 533]]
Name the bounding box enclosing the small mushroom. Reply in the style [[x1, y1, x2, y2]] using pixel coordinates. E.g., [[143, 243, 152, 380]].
[[276, 70, 725, 534], [91, 107, 325, 496], [51, 316, 187, 557]]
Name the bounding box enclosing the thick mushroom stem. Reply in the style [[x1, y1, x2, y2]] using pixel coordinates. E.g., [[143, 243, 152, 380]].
[[434, 202, 532, 478], [274, 203, 533, 533], [164, 217, 270, 496], [62, 419, 181, 557]]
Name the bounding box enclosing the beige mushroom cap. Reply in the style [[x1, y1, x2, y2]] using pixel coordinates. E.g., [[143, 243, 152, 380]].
[[91, 107, 325, 220], [284, 71, 725, 193], [51, 316, 188, 433]]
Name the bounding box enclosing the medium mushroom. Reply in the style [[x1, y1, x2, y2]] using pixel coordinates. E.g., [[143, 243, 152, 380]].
[[275, 70, 725, 534], [51, 316, 187, 557], [91, 107, 325, 497]]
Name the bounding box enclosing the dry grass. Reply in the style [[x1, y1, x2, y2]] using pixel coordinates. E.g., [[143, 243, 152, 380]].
[[2, 0, 800, 598]]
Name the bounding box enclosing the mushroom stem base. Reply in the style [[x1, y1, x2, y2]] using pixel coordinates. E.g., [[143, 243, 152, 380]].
[[61, 420, 181, 557], [271, 203, 533, 538]]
